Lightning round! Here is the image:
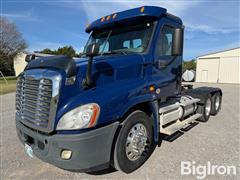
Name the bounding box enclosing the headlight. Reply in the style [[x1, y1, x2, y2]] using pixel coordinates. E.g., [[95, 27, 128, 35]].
[[56, 103, 100, 130]]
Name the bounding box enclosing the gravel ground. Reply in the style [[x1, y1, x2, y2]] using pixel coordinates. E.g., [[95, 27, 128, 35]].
[[1, 83, 239, 180]]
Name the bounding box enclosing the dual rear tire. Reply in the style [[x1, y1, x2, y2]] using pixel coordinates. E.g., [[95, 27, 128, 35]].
[[211, 92, 222, 115], [197, 92, 222, 122]]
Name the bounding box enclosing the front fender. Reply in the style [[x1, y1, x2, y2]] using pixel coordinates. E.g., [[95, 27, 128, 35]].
[[117, 94, 156, 119], [117, 95, 159, 143], [149, 100, 159, 143]]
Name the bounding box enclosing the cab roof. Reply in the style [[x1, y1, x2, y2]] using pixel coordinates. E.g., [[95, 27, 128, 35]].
[[85, 6, 181, 33]]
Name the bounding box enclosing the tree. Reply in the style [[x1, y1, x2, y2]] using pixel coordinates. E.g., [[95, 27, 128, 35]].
[[39, 46, 77, 57], [182, 60, 196, 72], [0, 17, 27, 76], [56, 46, 76, 57], [39, 48, 56, 55]]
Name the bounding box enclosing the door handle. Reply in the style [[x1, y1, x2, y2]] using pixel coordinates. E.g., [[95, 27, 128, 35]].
[[155, 60, 167, 69], [142, 62, 153, 67], [159, 61, 167, 69]]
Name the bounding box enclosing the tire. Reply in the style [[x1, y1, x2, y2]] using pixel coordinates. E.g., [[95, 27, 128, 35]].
[[211, 92, 222, 115], [113, 111, 154, 173], [197, 94, 212, 122]]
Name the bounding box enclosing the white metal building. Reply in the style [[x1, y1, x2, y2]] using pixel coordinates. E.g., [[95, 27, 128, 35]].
[[14, 52, 53, 76], [195, 47, 240, 84]]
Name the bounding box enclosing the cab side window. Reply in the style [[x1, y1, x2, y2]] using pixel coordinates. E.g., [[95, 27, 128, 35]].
[[156, 25, 174, 56]]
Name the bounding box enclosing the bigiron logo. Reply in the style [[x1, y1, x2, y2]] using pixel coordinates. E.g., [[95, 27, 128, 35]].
[[181, 161, 237, 179]]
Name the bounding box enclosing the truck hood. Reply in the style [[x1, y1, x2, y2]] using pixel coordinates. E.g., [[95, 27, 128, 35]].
[[74, 54, 145, 78], [56, 53, 146, 122]]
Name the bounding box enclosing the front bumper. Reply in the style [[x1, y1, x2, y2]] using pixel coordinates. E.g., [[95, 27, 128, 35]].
[[16, 119, 119, 171]]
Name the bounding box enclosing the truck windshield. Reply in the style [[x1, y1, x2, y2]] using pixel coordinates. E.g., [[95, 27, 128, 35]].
[[83, 21, 155, 55]]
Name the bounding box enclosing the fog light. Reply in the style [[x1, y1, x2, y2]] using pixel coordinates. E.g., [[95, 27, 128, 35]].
[[61, 150, 72, 160]]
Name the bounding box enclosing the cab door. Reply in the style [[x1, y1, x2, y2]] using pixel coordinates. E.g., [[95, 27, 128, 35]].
[[152, 20, 183, 98]]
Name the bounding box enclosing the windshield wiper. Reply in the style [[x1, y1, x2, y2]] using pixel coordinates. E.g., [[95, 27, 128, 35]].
[[100, 30, 112, 56]]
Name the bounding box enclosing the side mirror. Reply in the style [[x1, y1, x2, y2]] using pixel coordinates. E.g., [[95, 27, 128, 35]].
[[172, 28, 184, 56], [86, 43, 99, 57], [25, 54, 35, 63], [83, 43, 100, 88]]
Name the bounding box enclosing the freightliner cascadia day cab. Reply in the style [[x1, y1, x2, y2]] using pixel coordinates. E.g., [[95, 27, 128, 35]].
[[15, 6, 222, 173]]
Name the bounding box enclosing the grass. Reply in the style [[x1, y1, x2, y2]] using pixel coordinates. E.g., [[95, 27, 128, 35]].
[[0, 76, 17, 95]]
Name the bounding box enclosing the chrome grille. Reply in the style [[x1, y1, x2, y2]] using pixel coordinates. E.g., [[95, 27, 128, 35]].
[[15, 69, 61, 133]]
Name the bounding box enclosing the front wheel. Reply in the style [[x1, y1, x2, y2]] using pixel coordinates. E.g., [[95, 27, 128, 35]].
[[113, 111, 154, 173]]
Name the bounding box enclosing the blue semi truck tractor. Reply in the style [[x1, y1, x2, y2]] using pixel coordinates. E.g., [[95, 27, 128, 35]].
[[15, 6, 222, 173]]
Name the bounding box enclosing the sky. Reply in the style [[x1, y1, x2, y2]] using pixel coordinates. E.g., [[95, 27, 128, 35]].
[[1, 0, 240, 60]]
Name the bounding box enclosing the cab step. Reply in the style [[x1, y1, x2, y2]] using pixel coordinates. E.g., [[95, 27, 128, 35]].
[[160, 113, 202, 135]]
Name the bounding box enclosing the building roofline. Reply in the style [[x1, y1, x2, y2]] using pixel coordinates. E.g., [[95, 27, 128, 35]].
[[20, 51, 54, 57], [197, 47, 240, 58]]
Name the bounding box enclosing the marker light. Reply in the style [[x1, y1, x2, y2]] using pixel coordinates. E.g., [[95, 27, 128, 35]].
[[101, 17, 105, 22], [140, 7, 145, 13], [112, 13, 117, 19], [106, 15, 111, 20], [149, 85, 155, 92]]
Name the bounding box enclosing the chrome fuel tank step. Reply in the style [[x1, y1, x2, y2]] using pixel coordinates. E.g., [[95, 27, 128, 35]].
[[159, 96, 201, 135]]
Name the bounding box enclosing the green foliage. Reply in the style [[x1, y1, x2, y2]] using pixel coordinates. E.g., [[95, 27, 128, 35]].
[[39, 46, 78, 57], [182, 60, 196, 72], [57, 46, 76, 57], [0, 17, 27, 76], [0, 76, 17, 80], [40, 48, 55, 55], [0, 54, 15, 76], [0, 76, 17, 94]]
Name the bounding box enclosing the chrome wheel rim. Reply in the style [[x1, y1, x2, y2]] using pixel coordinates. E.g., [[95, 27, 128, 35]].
[[125, 123, 149, 161], [205, 98, 211, 116], [215, 96, 220, 110]]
